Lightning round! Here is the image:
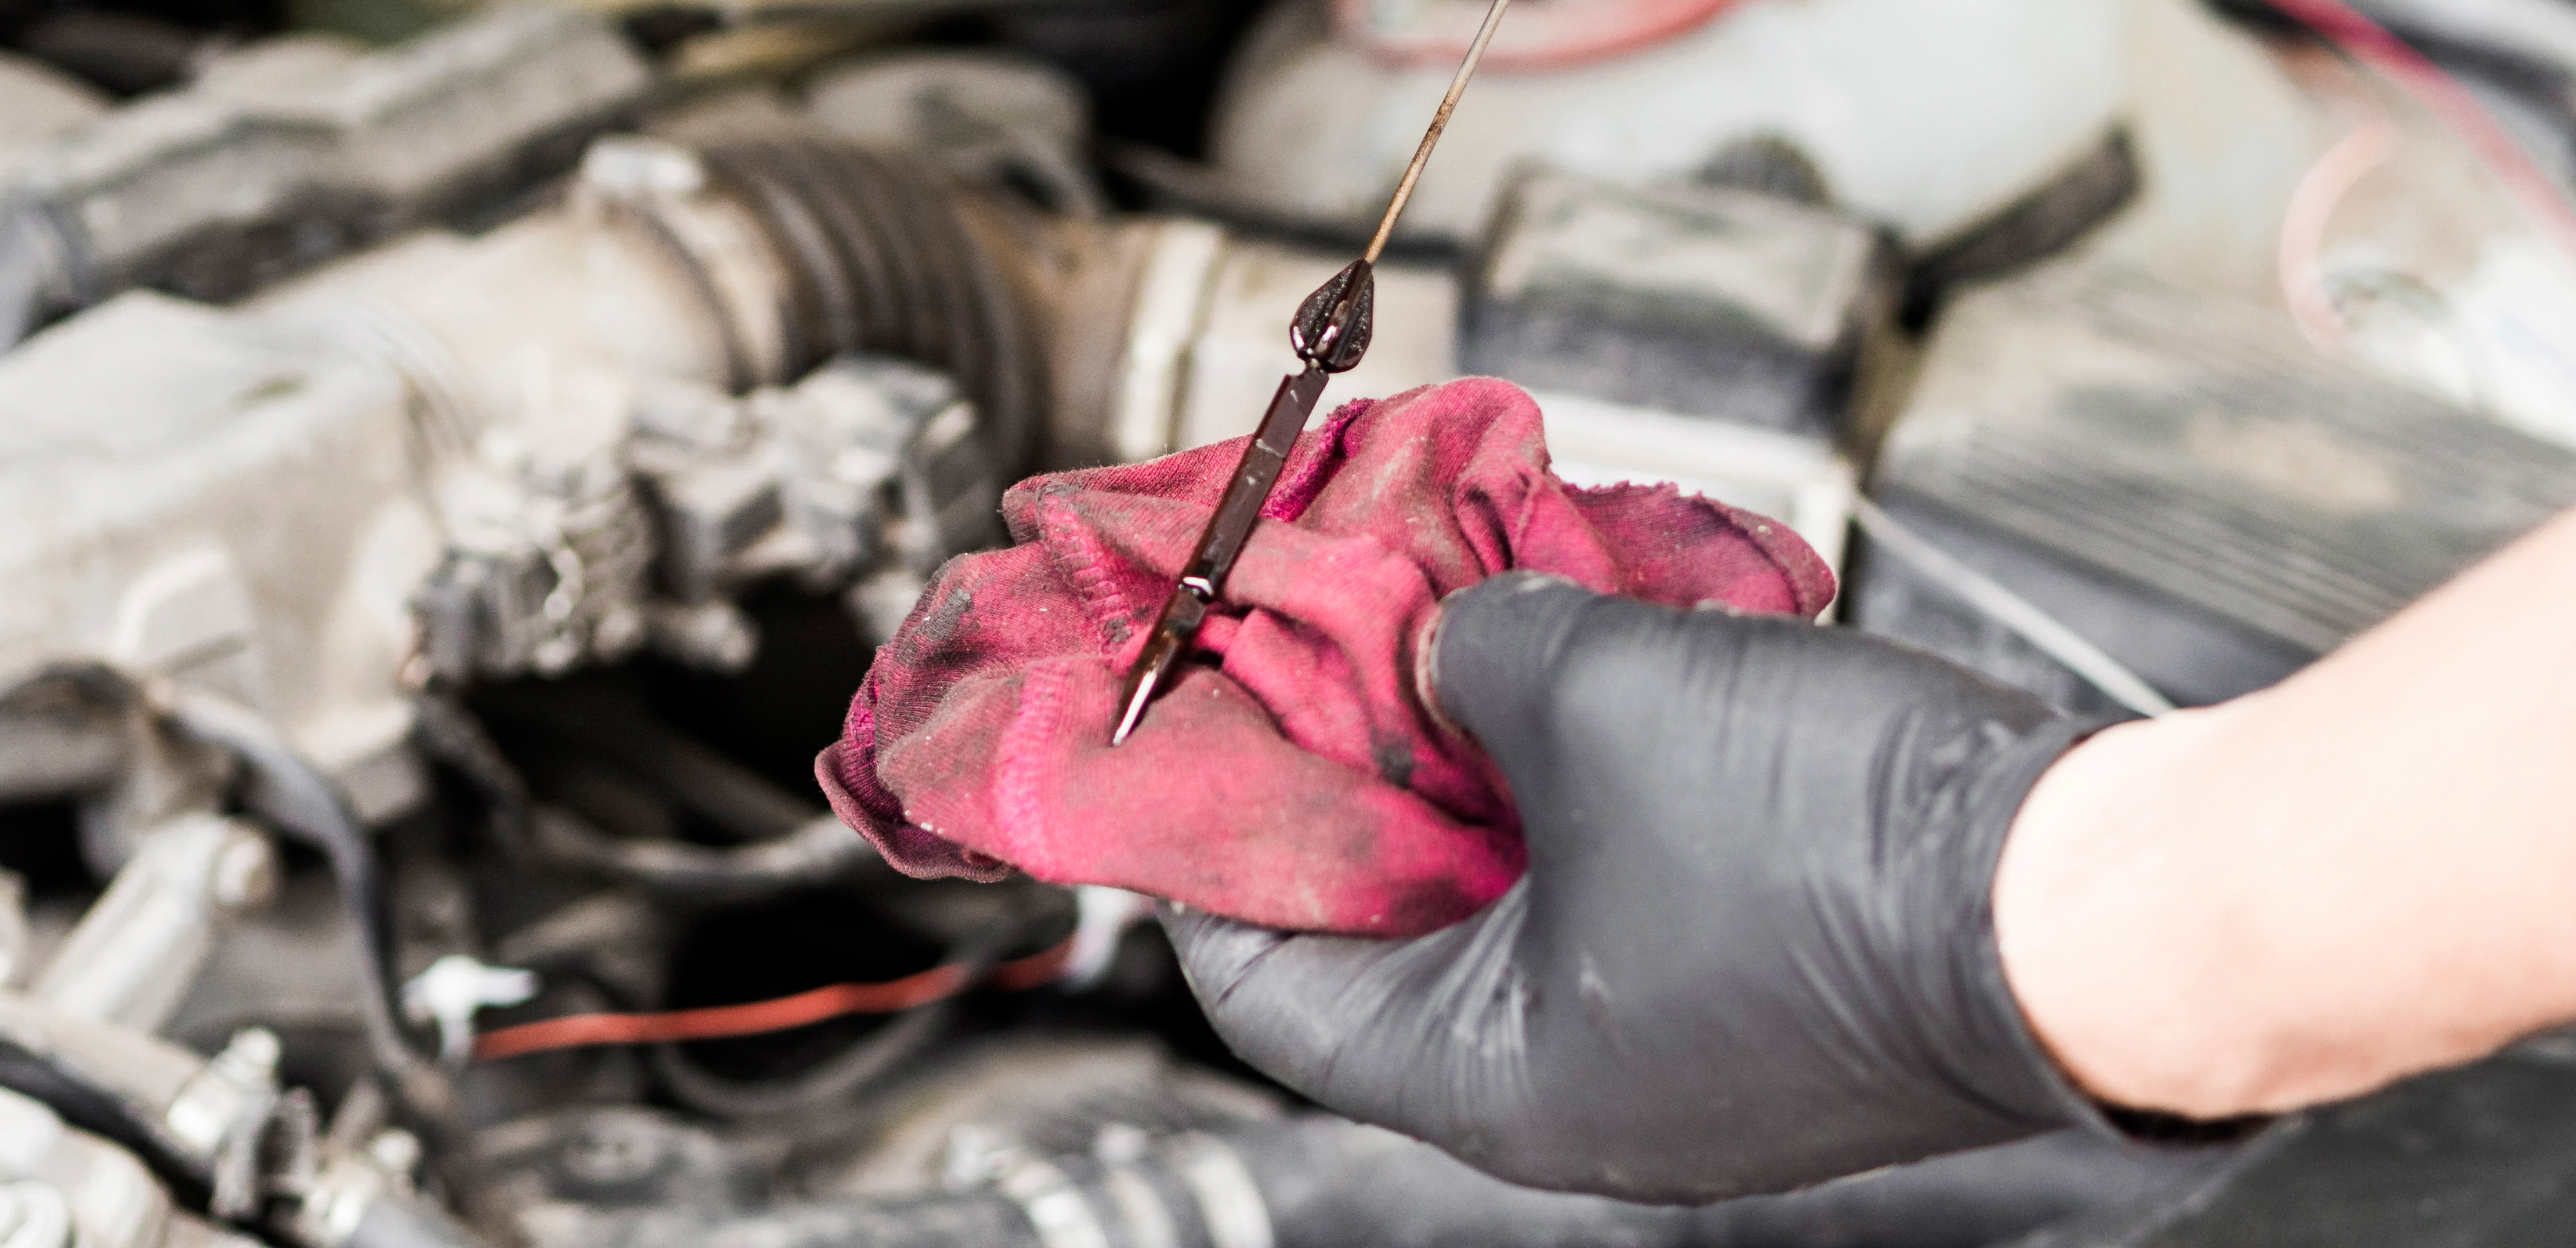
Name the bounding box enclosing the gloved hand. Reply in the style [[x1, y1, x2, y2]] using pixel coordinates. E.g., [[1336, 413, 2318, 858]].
[[1162, 573, 2113, 1203]]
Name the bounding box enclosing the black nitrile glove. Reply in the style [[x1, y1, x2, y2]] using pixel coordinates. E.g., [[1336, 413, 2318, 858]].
[[1162, 573, 2113, 1204]]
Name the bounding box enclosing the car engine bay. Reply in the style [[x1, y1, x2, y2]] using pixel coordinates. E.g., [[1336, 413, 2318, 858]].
[[5, 1, 2576, 1245]]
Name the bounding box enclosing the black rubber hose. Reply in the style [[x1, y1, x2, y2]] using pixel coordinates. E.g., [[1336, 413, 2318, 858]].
[[856, 148, 977, 387], [465, 688, 819, 843], [0, 667, 432, 1100], [417, 693, 888, 901], [646, 999, 956, 1120], [644, 908, 1042, 1119], [817, 144, 945, 364], [705, 142, 925, 367], [702, 144, 851, 374], [530, 803, 885, 905], [935, 159, 1044, 477], [161, 689, 481, 1217], [166, 692, 423, 1082], [765, 142, 897, 349], [0, 1037, 211, 1207]]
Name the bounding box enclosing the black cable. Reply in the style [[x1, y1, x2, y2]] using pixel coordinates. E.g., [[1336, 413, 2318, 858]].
[[410, 693, 540, 854], [648, 998, 956, 1118], [165, 693, 424, 1081], [428, 684, 1075, 1115], [530, 803, 887, 904], [0, 666, 430, 1094], [0, 667, 472, 1225], [644, 915, 1024, 1118], [419, 692, 890, 901], [419, 691, 1050, 1115], [470, 687, 818, 843], [160, 689, 483, 1216], [0, 1037, 211, 1208]]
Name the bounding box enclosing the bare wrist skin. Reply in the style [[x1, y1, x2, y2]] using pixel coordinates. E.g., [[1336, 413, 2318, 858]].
[[1995, 506, 2576, 1120]]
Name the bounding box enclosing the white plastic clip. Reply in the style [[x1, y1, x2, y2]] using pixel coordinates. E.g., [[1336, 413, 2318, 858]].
[[401, 955, 539, 1065]]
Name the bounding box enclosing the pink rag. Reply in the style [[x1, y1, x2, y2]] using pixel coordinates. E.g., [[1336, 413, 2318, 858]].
[[816, 378, 1835, 936]]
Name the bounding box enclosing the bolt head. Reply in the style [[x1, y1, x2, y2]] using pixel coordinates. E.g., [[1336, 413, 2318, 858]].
[[211, 834, 278, 912], [559, 1118, 666, 1190], [220, 1026, 282, 1077], [367, 1130, 423, 1182]]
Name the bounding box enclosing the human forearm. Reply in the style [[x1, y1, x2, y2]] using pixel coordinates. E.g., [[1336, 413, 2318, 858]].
[[1996, 506, 2576, 1118]]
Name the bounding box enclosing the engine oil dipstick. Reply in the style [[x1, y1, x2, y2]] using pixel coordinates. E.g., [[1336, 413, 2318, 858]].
[[1111, 0, 1514, 745]]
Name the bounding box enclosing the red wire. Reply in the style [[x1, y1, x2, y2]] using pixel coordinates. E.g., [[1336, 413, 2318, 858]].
[[2262, 0, 2576, 265], [472, 938, 1075, 1062]]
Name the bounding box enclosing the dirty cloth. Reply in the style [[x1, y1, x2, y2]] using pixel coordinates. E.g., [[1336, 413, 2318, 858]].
[[817, 377, 1836, 936]]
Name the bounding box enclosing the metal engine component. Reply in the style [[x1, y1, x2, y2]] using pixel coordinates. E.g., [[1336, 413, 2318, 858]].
[[0, 1086, 191, 1248], [803, 52, 1103, 218], [0, 813, 507, 1248], [1097, 171, 1864, 579], [1097, 220, 1456, 461], [285, 1136, 481, 1248], [1461, 167, 1898, 440], [622, 357, 1000, 631], [0, 104, 1066, 1247], [0, 292, 434, 826], [1856, 263, 2576, 711], [0, 128, 1030, 836], [579, 134, 1047, 476], [0, 991, 291, 1221], [0, 6, 653, 346], [30, 815, 276, 1033]]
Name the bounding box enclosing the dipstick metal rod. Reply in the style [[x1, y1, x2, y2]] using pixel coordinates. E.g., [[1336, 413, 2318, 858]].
[[1365, 0, 1515, 265], [1111, 0, 1512, 745]]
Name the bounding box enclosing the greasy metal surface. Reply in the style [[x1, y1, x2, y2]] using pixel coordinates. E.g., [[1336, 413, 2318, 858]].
[[1867, 266, 2576, 704]]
